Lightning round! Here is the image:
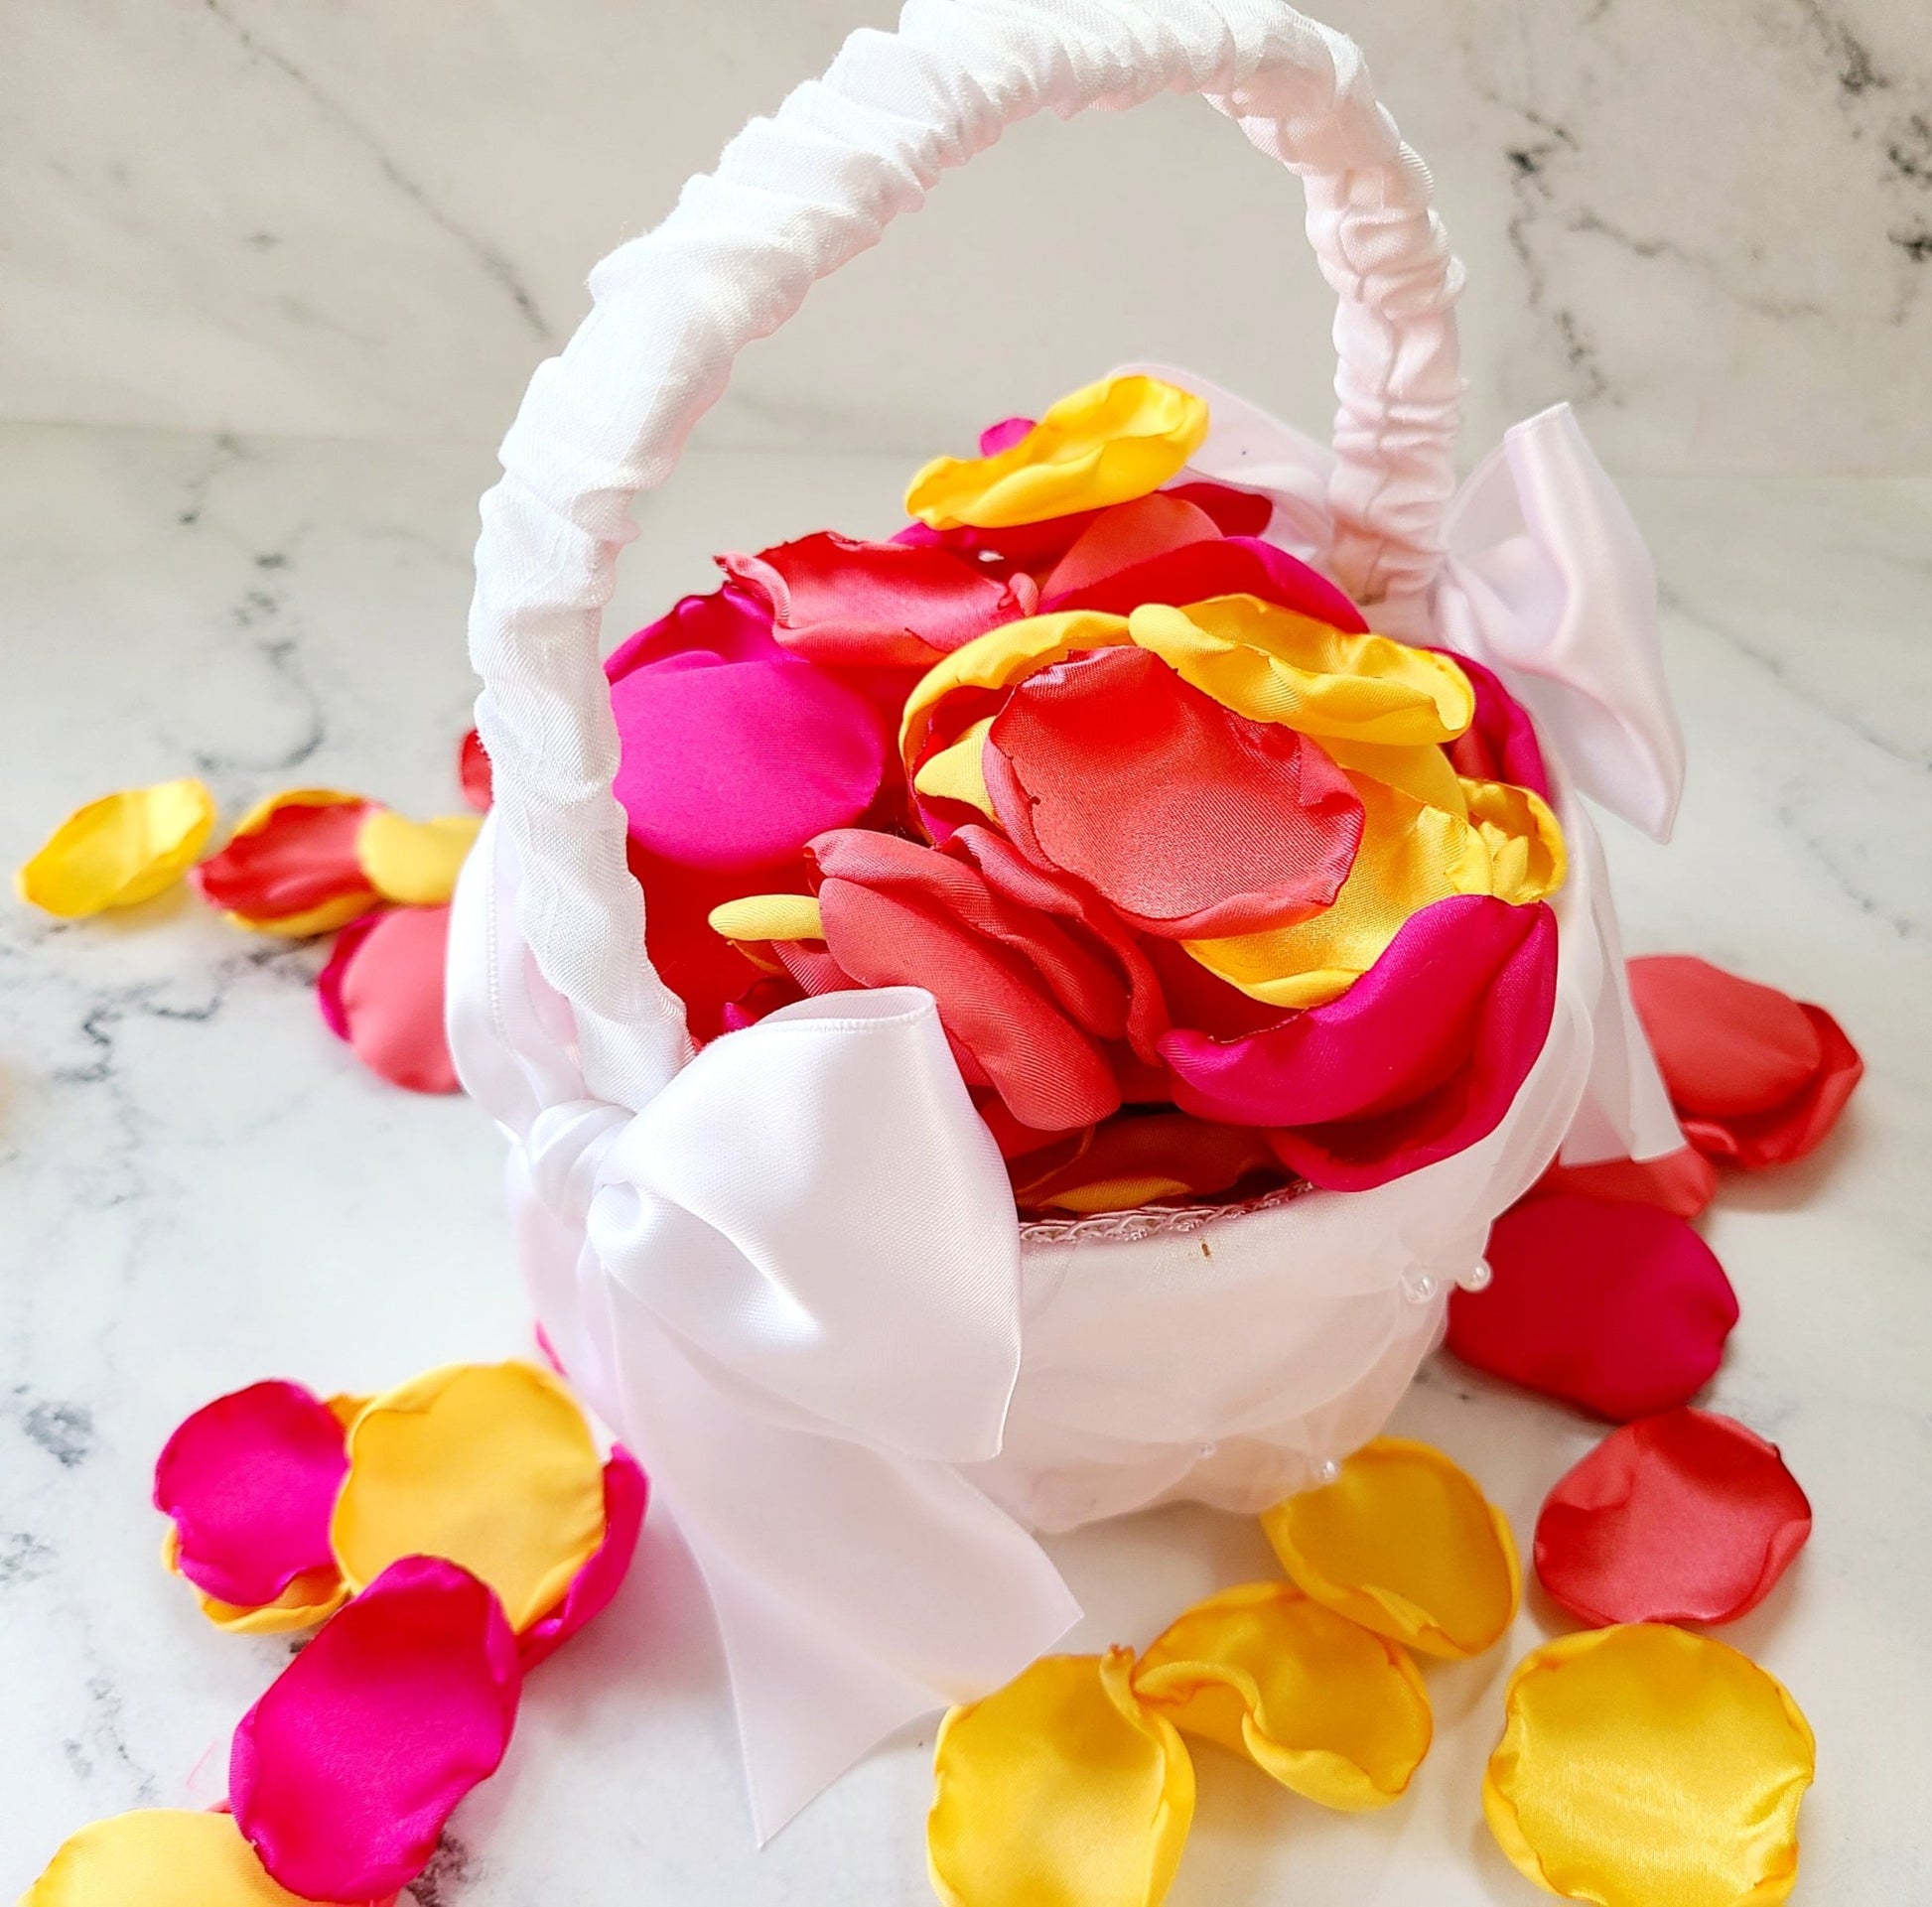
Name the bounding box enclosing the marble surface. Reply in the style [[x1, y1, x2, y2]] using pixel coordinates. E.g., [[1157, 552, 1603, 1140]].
[[4, 0, 1930, 473], [4, 421, 1931, 1902]]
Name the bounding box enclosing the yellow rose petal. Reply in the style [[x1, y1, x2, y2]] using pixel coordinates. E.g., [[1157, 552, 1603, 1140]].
[[330, 1361, 607, 1632], [355, 808, 483, 906], [912, 716, 999, 820], [1133, 1581, 1432, 1810], [24, 1809, 314, 1906], [16, 778, 215, 917], [1485, 1626, 1814, 1907], [1262, 1436, 1520, 1660], [907, 374, 1208, 530], [161, 1526, 347, 1636], [706, 893, 825, 943], [1464, 778, 1567, 903], [929, 1647, 1194, 1907], [1128, 597, 1475, 747]]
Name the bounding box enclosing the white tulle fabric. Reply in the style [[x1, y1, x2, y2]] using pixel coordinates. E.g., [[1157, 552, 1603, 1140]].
[[451, 0, 1688, 1842]]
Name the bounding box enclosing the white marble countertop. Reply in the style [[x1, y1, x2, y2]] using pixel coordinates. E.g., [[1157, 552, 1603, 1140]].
[[3, 424, 1928, 1902]]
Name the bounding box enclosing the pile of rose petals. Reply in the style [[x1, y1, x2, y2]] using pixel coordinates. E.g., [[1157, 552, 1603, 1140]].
[[23, 1361, 644, 1907], [14, 733, 491, 1096]]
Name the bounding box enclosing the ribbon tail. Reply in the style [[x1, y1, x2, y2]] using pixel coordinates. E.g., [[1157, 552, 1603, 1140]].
[[603, 1277, 1080, 1840]]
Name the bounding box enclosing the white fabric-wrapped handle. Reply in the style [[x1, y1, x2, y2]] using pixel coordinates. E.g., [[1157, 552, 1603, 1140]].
[[469, 0, 1463, 1109]]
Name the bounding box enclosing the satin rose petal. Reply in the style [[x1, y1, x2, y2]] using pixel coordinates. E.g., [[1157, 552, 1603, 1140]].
[[153, 1380, 349, 1610], [984, 645, 1365, 937], [907, 373, 1208, 529], [1442, 648, 1551, 797], [1015, 1113, 1280, 1215], [1449, 1193, 1740, 1420], [318, 905, 460, 1094], [717, 532, 1034, 670], [230, 1555, 521, 1901], [603, 580, 784, 682], [354, 810, 482, 907], [612, 654, 888, 873], [1535, 1410, 1812, 1627], [1132, 1582, 1432, 1810], [928, 1648, 1194, 1907], [1628, 956, 1863, 1168], [1044, 531, 1368, 634], [192, 790, 379, 934], [164, 1525, 350, 1635], [1261, 1437, 1521, 1660], [1464, 779, 1567, 904], [979, 414, 1036, 456], [17, 777, 215, 916], [1531, 1146, 1720, 1219], [517, 1447, 649, 1670], [330, 1361, 608, 1632], [1484, 1626, 1814, 1907], [458, 729, 491, 810], [1035, 492, 1224, 599], [23, 1810, 327, 1907]]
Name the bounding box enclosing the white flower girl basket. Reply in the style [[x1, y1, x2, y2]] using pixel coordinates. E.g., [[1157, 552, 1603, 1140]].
[[448, 0, 1686, 1837]]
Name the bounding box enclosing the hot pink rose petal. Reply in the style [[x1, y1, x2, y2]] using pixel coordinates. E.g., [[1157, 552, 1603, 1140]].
[[458, 730, 491, 811], [611, 654, 889, 873], [318, 905, 460, 1095], [978, 415, 1035, 457], [516, 1448, 649, 1671], [1448, 1193, 1739, 1420], [230, 1555, 521, 1902], [1439, 649, 1550, 798], [153, 1381, 348, 1609], [717, 533, 1035, 671], [603, 582, 783, 683], [1534, 1408, 1812, 1627]]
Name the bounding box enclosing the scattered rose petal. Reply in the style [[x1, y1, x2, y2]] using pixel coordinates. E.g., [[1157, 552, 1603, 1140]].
[[318, 905, 459, 1094], [1449, 1194, 1739, 1420], [458, 730, 491, 810], [929, 1648, 1193, 1907], [230, 1555, 521, 1902], [1261, 1437, 1520, 1660], [1536, 1409, 1812, 1627], [517, 1447, 649, 1670], [1530, 1146, 1719, 1219], [192, 790, 379, 935], [165, 1525, 350, 1635], [1485, 1626, 1813, 1907], [1628, 955, 1863, 1169], [330, 1361, 609, 1633], [17, 777, 216, 917], [23, 1808, 334, 1907], [354, 810, 481, 907], [1132, 1581, 1431, 1810], [154, 1381, 350, 1610]]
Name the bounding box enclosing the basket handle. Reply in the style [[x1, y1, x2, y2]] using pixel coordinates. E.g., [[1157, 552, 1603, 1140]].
[[469, 0, 1463, 1107]]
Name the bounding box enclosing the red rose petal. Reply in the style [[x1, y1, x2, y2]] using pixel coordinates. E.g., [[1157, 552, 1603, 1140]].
[[1448, 1194, 1739, 1420], [985, 645, 1364, 937], [1036, 492, 1223, 600], [1041, 532, 1367, 632], [153, 1381, 348, 1609], [458, 730, 491, 811], [1535, 1408, 1812, 1626], [192, 799, 375, 924], [230, 1555, 520, 1901], [319, 905, 460, 1095], [1532, 1147, 1719, 1219], [717, 532, 1033, 671], [517, 1448, 648, 1671]]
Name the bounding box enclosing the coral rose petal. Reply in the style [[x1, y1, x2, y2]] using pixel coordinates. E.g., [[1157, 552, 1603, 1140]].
[[1262, 1437, 1521, 1659], [1628, 955, 1822, 1117], [611, 655, 887, 872], [1014, 1112, 1279, 1215], [330, 1361, 609, 1633], [154, 1380, 349, 1610], [1035, 492, 1224, 599], [985, 645, 1364, 936], [354, 811, 481, 907], [192, 790, 378, 934], [1449, 1194, 1739, 1420], [17, 777, 216, 916], [318, 905, 459, 1094], [1535, 1409, 1812, 1627], [928, 1648, 1194, 1907], [718, 532, 1031, 670], [1532, 1145, 1720, 1218], [517, 1447, 649, 1670], [1132, 1581, 1432, 1810], [1045, 532, 1367, 632], [23, 1809, 330, 1907], [1687, 1009, 1862, 1169], [230, 1555, 520, 1901], [1484, 1626, 1814, 1907], [458, 729, 491, 810]]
